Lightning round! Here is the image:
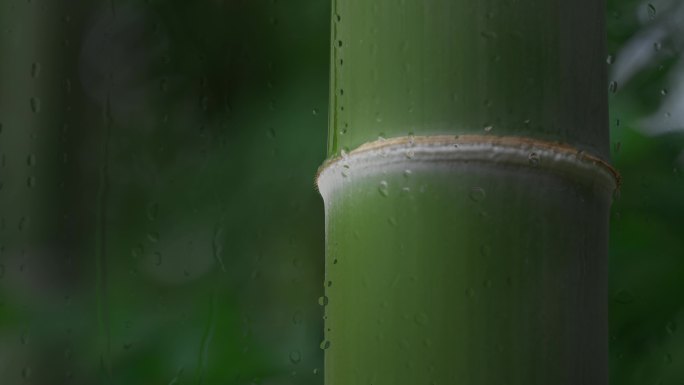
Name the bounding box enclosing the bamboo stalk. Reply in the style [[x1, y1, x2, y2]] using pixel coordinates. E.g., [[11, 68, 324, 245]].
[[319, 0, 616, 384]]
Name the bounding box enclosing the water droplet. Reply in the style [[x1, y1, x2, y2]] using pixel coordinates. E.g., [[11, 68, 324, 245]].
[[647, 3, 656, 19], [30, 97, 41, 113], [614, 289, 634, 304], [154, 252, 162, 266], [660, 88, 668, 96], [480, 244, 492, 257], [666, 320, 677, 335], [147, 232, 159, 243], [147, 203, 158, 220], [606, 55, 614, 64], [614, 142, 622, 153], [528, 152, 540, 166], [22, 367, 31, 379], [326, 280, 333, 287], [292, 310, 303, 325], [313, 368, 320, 375], [480, 30, 497, 39], [31, 62, 41, 79], [318, 296, 329, 306], [289, 350, 301, 364], [337, 40, 343, 48], [469, 187, 486, 202], [483, 125, 493, 132], [414, 312, 428, 326], [608, 81, 618, 94], [319, 340, 331, 350], [18, 216, 30, 231], [332, 258, 338, 265], [378, 181, 389, 197], [312, 108, 319, 116], [27, 154, 36, 166], [654, 42, 662, 51], [27, 176, 36, 188]]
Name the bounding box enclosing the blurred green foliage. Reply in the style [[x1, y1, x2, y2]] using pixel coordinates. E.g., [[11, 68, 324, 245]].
[[1, 0, 328, 384]]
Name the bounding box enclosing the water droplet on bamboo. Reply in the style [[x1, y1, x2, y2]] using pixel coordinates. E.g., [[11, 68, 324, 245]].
[[469, 187, 486, 202], [609, 81, 618, 94], [30, 97, 41, 113], [378, 181, 389, 197], [289, 350, 301, 364], [31, 62, 41, 79]]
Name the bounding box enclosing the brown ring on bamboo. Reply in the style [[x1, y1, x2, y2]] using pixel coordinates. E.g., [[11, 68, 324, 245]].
[[316, 135, 621, 193]]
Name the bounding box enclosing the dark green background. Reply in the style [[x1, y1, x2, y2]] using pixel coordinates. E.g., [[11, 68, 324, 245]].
[[0, 0, 682, 384]]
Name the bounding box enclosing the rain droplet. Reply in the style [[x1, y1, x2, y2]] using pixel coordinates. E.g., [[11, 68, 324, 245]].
[[647, 3, 656, 19], [483, 125, 493, 132], [480, 244, 492, 257], [666, 320, 677, 335], [606, 55, 614, 64], [292, 310, 303, 325], [289, 350, 301, 364], [528, 152, 540, 166], [654, 42, 662, 51], [27, 176, 36, 188], [614, 289, 634, 304], [147, 203, 158, 220], [30, 97, 41, 113], [414, 312, 428, 326], [31, 62, 41, 79], [319, 340, 331, 350], [318, 296, 329, 306], [378, 181, 389, 197], [469, 187, 486, 202], [608, 81, 618, 94], [660, 88, 668, 96], [480, 30, 497, 39], [27, 154, 36, 166], [147, 232, 159, 243], [312, 108, 319, 116]]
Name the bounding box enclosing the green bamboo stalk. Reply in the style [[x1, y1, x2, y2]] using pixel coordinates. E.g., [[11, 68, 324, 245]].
[[318, 0, 617, 384]]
